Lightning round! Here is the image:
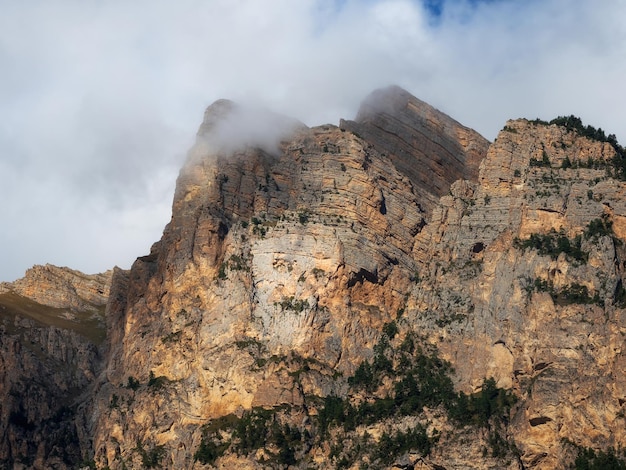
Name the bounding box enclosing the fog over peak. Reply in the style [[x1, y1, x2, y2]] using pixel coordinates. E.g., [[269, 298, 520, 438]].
[[1, 0, 625, 281], [193, 100, 306, 158]]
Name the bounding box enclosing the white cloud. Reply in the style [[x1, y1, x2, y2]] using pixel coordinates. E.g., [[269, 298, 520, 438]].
[[1, 0, 625, 280]]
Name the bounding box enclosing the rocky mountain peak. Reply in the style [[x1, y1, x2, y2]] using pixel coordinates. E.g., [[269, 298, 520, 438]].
[[2, 87, 626, 469], [353, 84, 429, 121], [340, 85, 490, 214], [196, 98, 236, 137]]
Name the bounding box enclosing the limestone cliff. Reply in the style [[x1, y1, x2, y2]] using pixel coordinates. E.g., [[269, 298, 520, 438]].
[[0, 265, 112, 468], [3, 87, 626, 470], [88, 89, 626, 469], [91, 93, 444, 468], [340, 85, 489, 214], [411, 118, 626, 468]]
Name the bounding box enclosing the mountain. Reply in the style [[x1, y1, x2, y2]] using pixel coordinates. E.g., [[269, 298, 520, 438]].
[[2, 86, 626, 469], [0, 265, 112, 467]]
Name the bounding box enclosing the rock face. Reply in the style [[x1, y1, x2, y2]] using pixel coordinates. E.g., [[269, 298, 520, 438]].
[[0, 266, 112, 469], [91, 97, 439, 468], [3, 264, 112, 311], [3, 87, 626, 469], [410, 119, 626, 468], [340, 85, 489, 214]]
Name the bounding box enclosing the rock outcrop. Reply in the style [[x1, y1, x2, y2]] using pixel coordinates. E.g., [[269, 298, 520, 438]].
[[1, 264, 112, 311], [410, 119, 626, 468], [340, 85, 489, 214], [91, 96, 443, 468], [2, 87, 626, 469], [0, 266, 112, 468]]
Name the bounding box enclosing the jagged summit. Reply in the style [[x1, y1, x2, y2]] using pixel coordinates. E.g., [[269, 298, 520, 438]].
[[188, 86, 489, 216], [2, 88, 626, 469], [352, 85, 446, 123], [341, 85, 489, 213], [196, 98, 236, 137]]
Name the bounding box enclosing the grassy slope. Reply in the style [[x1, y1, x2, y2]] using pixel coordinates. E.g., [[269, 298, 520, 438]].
[[0, 291, 105, 344]]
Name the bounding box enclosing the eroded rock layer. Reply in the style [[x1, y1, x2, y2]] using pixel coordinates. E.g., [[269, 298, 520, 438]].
[[92, 98, 435, 467], [340, 85, 489, 214], [0, 266, 112, 468], [411, 119, 626, 468], [2, 87, 626, 470]]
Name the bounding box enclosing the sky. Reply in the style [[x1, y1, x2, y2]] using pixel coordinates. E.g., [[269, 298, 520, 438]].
[[1, 0, 625, 282]]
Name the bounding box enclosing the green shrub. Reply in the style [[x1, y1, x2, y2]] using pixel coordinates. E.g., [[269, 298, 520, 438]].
[[514, 229, 587, 263], [298, 211, 310, 224], [561, 156, 573, 169], [524, 278, 601, 306], [585, 217, 613, 240], [447, 378, 516, 427], [346, 334, 456, 417], [135, 442, 166, 469], [318, 395, 349, 435], [228, 254, 249, 271], [109, 394, 119, 410], [194, 438, 225, 465], [372, 425, 431, 465], [399, 332, 416, 354], [573, 447, 626, 470], [217, 263, 227, 280], [554, 283, 601, 306], [530, 151, 551, 167], [230, 408, 302, 460], [382, 321, 399, 340], [233, 409, 271, 452], [147, 371, 168, 390], [275, 296, 310, 313], [161, 331, 182, 344], [126, 376, 140, 391], [348, 361, 375, 391]]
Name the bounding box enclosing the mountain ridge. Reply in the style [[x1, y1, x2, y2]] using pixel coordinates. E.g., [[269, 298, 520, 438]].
[[1, 86, 626, 469]]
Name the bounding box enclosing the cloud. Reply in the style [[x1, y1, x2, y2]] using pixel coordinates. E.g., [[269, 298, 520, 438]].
[[1, 0, 625, 280], [192, 100, 306, 159]]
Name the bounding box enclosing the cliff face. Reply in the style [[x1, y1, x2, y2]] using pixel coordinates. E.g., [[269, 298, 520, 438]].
[[340, 86, 489, 214], [92, 94, 446, 467], [87, 88, 626, 469], [410, 118, 626, 468], [0, 265, 112, 468], [3, 87, 626, 469]]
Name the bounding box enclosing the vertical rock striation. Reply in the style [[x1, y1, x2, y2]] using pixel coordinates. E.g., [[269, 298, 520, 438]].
[[92, 94, 449, 468], [3, 87, 626, 469], [411, 119, 626, 468]]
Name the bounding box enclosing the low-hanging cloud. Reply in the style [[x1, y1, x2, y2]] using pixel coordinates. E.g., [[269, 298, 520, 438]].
[[191, 100, 306, 160], [1, 0, 625, 281]]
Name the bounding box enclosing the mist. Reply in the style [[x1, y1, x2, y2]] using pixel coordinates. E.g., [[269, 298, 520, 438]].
[[1, 0, 625, 281], [193, 100, 306, 159]]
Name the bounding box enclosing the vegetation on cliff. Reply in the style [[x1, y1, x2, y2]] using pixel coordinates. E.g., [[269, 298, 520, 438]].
[[525, 115, 626, 178], [194, 326, 518, 468], [4, 88, 626, 469]]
